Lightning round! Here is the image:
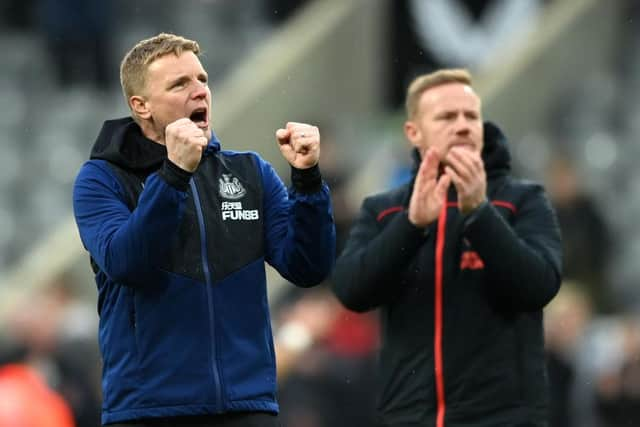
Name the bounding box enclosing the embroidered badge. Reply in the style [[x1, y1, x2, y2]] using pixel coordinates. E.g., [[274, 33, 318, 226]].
[[218, 174, 246, 200]]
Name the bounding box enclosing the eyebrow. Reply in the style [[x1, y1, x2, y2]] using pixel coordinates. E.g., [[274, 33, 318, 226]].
[[167, 72, 208, 88], [167, 75, 190, 88]]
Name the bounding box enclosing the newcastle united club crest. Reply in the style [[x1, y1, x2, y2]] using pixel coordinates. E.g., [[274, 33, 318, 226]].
[[218, 174, 246, 200]]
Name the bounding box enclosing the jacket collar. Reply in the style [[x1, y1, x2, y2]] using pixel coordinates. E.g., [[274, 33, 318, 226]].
[[90, 117, 221, 172]]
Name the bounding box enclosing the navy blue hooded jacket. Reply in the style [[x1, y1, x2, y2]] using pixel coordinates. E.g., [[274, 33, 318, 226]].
[[72, 118, 336, 425]]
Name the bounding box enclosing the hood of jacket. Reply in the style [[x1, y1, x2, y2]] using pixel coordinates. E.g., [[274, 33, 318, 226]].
[[89, 117, 221, 173]]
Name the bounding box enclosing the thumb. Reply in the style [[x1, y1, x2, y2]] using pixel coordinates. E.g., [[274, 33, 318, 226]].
[[276, 128, 290, 144]]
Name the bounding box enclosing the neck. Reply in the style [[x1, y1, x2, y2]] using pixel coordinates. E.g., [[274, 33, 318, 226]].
[[137, 119, 165, 145]]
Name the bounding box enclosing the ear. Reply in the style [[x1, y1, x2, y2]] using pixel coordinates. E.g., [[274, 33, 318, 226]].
[[130, 95, 151, 120], [404, 120, 421, 148]]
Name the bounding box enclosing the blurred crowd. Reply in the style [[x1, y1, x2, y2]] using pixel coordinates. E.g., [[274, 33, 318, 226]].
[[0, 275, 101, 426], [2, 0, 640, 426]]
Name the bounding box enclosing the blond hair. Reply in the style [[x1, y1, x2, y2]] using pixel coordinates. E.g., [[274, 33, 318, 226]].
[[120, 33, 201, 102], [405, 69, 473, 119]]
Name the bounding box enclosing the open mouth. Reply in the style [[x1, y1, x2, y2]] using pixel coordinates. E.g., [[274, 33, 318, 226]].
[[189, 107, 208, 128]]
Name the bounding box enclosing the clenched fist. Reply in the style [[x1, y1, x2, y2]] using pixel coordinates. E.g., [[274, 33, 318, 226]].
[[275, 122, 320, 169], [165, 118, 209, 172]]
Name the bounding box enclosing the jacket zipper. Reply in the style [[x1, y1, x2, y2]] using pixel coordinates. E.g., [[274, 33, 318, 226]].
[[190, 178, 223, 411], [434, 202, 448, 427]]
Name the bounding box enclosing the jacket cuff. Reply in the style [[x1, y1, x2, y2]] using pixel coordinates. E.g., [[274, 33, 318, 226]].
[[291, 164, 322, 194], [403, 211, 431, 237], [158, 159, 192, 192], [387, 211, 430, 251], [463, 199, 489, 228]]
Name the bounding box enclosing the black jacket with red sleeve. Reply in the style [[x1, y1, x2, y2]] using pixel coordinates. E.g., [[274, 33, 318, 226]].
[[332, 122, 562, 427]]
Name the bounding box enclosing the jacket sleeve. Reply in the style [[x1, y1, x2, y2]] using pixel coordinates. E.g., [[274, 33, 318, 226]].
[[331, 198, 427, 312], [464, 185, 562, 311], [259, 159, 336, 287], [72, 160, 190, 286]]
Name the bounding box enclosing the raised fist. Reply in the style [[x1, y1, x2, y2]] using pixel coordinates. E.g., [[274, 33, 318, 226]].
[[165, 118, 209, 172], [275, 122, 320, 169]]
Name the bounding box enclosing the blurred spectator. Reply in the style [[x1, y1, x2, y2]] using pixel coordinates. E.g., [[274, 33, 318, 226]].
[[546, 155, 613, 312], [5, 274, 101, 427], [387, 0, 544, 108], [35, 0, 114, 90], [593, 317, 640, 427], [0, 363, 76, 427], [274, 286, 378, 427], [544, 281, 593, 427]]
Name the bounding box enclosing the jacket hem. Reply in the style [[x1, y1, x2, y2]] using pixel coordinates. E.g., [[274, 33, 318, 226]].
[[102, 400, 278, 425], [228, 399, 279, 413]]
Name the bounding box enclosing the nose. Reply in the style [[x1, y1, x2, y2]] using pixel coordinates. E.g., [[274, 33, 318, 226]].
[[191, 81, 208, 100], [454, 114, 471, 135]]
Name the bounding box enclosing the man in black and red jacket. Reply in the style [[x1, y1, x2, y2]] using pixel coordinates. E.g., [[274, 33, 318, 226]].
[[332, 68, 562, 427]]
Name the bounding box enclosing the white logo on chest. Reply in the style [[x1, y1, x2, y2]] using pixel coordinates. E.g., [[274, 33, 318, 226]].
[[219, 174, 246, 200], [221, 201, 259, 221]]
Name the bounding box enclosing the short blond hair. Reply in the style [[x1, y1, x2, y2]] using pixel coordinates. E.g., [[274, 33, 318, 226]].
[[120, 33, 201, 102], [405, 69, 473, 119]]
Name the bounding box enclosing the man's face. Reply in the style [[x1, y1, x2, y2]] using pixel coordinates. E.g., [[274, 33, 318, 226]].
[[405, 82, 483, 164], [139, 50, 212, 142]]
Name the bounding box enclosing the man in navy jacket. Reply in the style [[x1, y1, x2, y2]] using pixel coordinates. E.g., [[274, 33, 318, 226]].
[[73, 33, 336, 427], [332, 69, 562, 427]]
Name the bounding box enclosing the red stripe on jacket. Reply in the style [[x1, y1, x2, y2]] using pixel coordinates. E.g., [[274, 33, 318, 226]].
[[434, 202, 447, 427], [376, 206, 404, 222], [445, 200, 517, 213], [377, 200, 515, 223]]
